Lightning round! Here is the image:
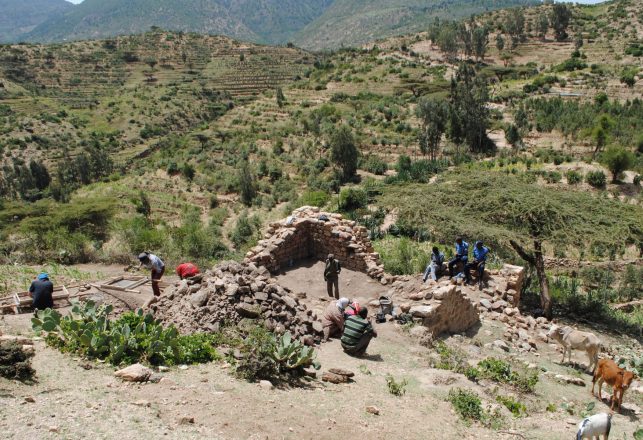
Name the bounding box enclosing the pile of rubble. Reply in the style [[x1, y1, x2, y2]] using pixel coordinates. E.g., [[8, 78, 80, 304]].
[[154, 261, 323, 340], [244, 206, 387, 281]]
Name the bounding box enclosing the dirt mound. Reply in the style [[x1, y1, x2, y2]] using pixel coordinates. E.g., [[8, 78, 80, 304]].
[[154, 261, 323, 340]]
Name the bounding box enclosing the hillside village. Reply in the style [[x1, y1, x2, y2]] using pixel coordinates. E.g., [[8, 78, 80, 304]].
[[0, 0, 642, 439]]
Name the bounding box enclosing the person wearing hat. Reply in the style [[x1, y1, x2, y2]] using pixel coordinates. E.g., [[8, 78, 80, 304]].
[[29, 272, 54, 311], [464, 241, 490, 289], [323, 253, 341, 299], [138, 252, 165, 297]]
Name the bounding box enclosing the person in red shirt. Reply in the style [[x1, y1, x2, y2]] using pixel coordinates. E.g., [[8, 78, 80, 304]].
[[176, 262, 200, 280]]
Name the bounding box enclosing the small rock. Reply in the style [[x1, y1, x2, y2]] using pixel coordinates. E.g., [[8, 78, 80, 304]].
[[178, 416, 195, 425], [114, 363, 152, 382], [259, 380, 274, 390], [158, 366, 170, 372], [178, 365, 189, 370], [492, 340, 510, 352], [133, 400, 151, 407], [24, 396, 36, 403], [409, 305, 433, 318], [365, 406, 380, 415], [49, 426, 59, 433], [479, 299, 493, 310]]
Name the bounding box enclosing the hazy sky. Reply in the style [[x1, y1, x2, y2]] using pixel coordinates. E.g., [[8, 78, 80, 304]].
[[62, 0, 612, 4]]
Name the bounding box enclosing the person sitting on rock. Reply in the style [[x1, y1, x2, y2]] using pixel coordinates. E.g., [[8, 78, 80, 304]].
[[321, 297, 350, 342], [464, 241, 490, 289], [29, 272, 54, 312], [324, 253, 341, 299], [423, 246, 445, 283], [176, 262, 200, 280], [448, 237, 469, 279], [341, 306, 377, 357]]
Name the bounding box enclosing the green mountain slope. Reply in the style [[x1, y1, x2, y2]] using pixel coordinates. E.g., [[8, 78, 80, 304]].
[[24, 0, 333, 44], [294, 0, 539, 50], [0, 0, 72, 42]]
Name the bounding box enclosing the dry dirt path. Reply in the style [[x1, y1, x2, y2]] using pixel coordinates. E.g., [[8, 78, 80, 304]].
[[1, 262, 641, 439]]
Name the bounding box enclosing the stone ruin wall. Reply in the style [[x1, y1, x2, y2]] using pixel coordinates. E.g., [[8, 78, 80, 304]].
[[156, 207, 528, 341], [245, 206, 386, 280]]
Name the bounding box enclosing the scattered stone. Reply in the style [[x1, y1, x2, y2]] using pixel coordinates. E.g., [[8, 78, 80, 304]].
[[479, 299, 493, 310], [328, 368, 354, 378], [259, 380, 274, 390], [24, 396, 35, 403], [492, 340, 510, 352], [158, 366, 170, 372], [133, 400, 151, 407], [178, 365, 189, 370], [114, 364, 152, 382], [49, 426, 59, 433], [365, 406, 380, 415], [178, 416, 195, 425], [554, 374, 586, 386]]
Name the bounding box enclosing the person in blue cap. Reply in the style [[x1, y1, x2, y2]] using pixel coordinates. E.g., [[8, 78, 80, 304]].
[[29, 272, 54, 311], [448, 237, 469, 279], [464, 241, 490, 289]]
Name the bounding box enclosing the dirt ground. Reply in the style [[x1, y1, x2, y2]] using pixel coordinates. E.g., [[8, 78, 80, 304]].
[[1, 262, 642, 440]]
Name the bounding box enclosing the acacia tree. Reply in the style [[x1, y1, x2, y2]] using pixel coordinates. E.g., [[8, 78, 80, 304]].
[[383, 171, 642, 319], [601, 146, 635, 183], [417, 98, 449, 160]]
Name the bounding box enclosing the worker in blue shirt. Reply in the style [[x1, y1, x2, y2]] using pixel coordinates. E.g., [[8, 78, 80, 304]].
[[448, 237, 469, 278], [464, 241, 490, 289]]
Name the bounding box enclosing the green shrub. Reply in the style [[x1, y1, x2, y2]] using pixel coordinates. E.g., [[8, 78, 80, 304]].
[[374, 237, 429, 276], [361, 155, 388, 175], [586, 170, 607, 188], [496, 395, 527, 417], [448, 388, 483, 421], [565, 170, 583, 184], [545, 171, 562, 183], [229, 212, 261, 249], [432, 341, 469, 373], [385, 374, 408, 396], [33, 304, 187, 366], [338, 187, 367, 212], [177, 333, 222, 364], [476, 357, 538, 393], [298, 190, 330, 208]]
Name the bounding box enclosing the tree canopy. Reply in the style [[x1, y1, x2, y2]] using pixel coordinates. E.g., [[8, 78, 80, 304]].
[[381, 170, 642, 260]]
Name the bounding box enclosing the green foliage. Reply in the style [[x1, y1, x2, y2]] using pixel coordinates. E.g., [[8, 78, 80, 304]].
[[298, 190, 330, 208], [389, 155, 448, 184], [373, 236, 430, 276], [496, 395, 527, 417], [431, 341, 469, 373], [273, 332, 320, 372], [476, 357, 538, 393], [238, 160, 257, 206], [554, 57, 588, 72], [0, 341, 36, 382], [385, 374, 408, 397], [177, 333, 222, 365], [417, 98, 449, 160], [381, 170, 642, 262], [329, 125, 359, 182], [635, 429, 643, 440], [360, 155, 388, 175], [234, 327, 320, 382], [585, 170, 606, 188], [565, 170, 582, 185], [448, 388, 483, 422], [229, 211, 261, 249], [545, 403, 557, 412], [32, 304, 200, 366], [338, 187, 367, 212], [601, 146, 635, 182], [550, 3, 572, 41]]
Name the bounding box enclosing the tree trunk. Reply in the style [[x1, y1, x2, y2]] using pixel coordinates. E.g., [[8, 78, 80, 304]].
[[509, 239, 553, 319]]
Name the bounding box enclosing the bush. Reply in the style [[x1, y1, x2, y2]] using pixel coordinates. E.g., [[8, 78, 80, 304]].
[[34, 304, 189, 366], [338, 187, 367, 212], [229, 212, 261, 249], [545, 171, 562, 184], [496, 395, 527, 417], [432, 341, 469, 373], [361, 155, 388, 175], [476, 357, 538, 393], [374, 237, 430, 276], [565, 170, 582, 184], [385, 374, 408, 396], [0, 341, 35, 382], [601, 146, 635, 183], [448, 388, 483, 421], [586, 170, 607, 188], [298, 190, 330, 208]]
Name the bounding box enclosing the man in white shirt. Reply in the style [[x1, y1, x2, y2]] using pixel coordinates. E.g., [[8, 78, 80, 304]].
[[138, 252, 165, 297]]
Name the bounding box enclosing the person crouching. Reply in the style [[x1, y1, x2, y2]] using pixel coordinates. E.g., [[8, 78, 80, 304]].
[[341, 306, 377, 357]]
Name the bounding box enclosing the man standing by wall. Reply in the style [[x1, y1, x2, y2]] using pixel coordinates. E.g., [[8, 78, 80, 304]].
[[324, 253, 341, 299]]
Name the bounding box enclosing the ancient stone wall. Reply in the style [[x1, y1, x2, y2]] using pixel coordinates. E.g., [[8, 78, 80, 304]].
[[245, 206, 386, 280]]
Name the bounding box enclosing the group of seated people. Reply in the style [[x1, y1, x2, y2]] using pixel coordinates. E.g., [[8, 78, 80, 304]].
[[422, 237, 490, 289], [321, 298, 377, 357]]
